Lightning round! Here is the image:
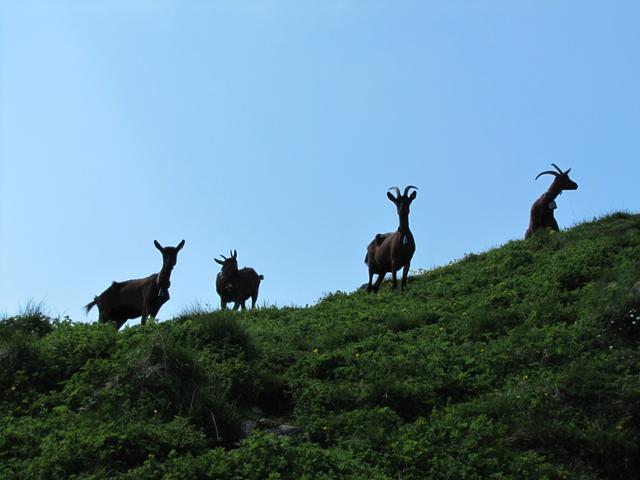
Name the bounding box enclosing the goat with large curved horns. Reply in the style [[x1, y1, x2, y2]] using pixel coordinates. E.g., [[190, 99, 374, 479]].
[[365, 185, 418, 292], [525, 163, 578, 239], [84, 239, 185, 329], [215, 249, 264, 310]]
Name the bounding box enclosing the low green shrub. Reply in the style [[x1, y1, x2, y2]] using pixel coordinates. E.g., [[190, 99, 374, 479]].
[[2, 213, 640, 478]]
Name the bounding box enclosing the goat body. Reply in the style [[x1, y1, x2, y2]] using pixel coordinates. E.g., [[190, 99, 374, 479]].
[[216, 268, 264, 310], [525, 164, 577, 239], [84, 275, 168, 330], [526, 192, 559, 238], [215, 250, 263, 310], [85, 239, 184, 329], [365, 186, 417, 292], [366, 231, 415, 290]]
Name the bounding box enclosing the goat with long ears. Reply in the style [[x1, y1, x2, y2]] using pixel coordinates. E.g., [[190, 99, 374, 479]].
[[85, 239, 185, 329], [365, 185, 418, 292], [525, 163, 578, 239], [215, 249, 264, 310]]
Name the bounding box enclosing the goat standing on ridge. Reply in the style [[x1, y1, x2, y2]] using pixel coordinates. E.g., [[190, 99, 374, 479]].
[[525, 164, 578, 239], [365, 185, 418, 292], [85, 239, 185, 329], [215, 249, 264, 310]]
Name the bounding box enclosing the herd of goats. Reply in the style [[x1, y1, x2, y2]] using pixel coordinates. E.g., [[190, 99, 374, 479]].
[[85, 164, 578, 330]]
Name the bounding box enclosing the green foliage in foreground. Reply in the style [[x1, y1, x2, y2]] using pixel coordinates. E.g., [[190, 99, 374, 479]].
[[2, 213, 640, 479]]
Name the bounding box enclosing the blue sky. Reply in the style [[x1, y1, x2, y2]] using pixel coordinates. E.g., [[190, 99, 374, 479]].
[[1, 1, 639, 324]]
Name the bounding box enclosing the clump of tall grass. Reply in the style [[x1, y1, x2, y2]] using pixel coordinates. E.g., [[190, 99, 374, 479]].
[[199, 312, 252, 350]]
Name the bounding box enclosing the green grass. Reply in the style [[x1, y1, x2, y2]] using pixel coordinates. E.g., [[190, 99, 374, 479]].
[[2, 212, 640, 479]]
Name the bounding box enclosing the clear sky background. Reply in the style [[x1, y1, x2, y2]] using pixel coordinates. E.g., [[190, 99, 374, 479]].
[[1, 1, 639, 325]]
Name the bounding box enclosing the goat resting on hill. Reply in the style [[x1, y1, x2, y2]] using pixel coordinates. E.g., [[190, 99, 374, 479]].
[[84, 239, 185, 329], [215, 249, 264, 310], [365, 185, 417, 293], [525, 164, 578, 239]]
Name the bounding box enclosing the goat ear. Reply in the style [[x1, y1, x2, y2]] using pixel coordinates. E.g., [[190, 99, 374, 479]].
[[387, 192, 398, 204], [409, 190, 417, 201], [214, 258, 224, 265], [154, 240, 164, 252], [177, 239, 185, 251], [565, 168, 571, 175], [233, 249, 237, 259]]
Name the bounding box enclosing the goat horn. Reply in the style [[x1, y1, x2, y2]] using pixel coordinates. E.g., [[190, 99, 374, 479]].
[[551, 163, 564, 174], [403, 185, 418, 196], [388, 187, 401, 198], [220, 254, 227, 260], [535, 170, 559, 180]]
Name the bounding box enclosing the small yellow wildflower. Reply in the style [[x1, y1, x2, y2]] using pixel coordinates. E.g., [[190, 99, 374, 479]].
[[313, 348, 319, 353]]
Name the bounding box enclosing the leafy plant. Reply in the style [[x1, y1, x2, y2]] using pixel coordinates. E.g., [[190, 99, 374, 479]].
[[2, 213, 640, 478]]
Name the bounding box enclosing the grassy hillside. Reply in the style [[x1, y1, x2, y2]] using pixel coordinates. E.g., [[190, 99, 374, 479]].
[[2, 213, 640, 479]]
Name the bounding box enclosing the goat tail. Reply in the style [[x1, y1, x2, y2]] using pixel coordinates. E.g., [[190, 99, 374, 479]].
[[259, 274, 264, 280], [84, 298, 97, 314]]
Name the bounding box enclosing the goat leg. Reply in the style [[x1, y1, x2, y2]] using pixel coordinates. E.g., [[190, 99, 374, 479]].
[[372, 273, 385, 293], [367, 270, 375, 293], [391, 263, 398, 290], [401, 263, 410, 290]]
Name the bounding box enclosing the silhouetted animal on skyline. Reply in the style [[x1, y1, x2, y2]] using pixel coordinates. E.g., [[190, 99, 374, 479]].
[[525, 164, 577, 239], [365, 185, 418, 292], [215, 249, 264, 310], [84, 239, 185, 329]]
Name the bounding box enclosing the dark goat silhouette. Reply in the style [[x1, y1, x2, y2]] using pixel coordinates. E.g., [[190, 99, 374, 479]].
[[85, 240, 185, 329], [215, 249, 264, 310], [365, 185, 418, 292], [525, 164, 578, 239]]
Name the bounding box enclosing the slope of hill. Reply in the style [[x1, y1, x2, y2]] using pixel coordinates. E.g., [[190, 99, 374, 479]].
[[2, 213, 640, 479]]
